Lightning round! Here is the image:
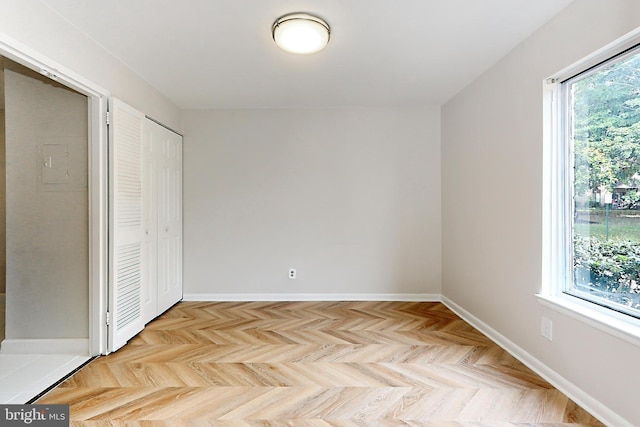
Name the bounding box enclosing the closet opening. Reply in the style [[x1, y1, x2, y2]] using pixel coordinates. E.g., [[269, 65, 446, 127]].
[[0, 34, 109, 403], [1, 57, 89, 351]]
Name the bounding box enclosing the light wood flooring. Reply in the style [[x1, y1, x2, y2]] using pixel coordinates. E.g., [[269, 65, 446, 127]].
[[38, 301, 605, 426]]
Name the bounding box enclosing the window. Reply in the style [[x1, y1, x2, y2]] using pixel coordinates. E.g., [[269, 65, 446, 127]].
[[565, 47, 640, 318], [543, 34, 640, 334]]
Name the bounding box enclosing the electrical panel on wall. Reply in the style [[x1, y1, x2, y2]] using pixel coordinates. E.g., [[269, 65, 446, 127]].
[[37, 137, 88, 192], [40, 143, 68, 184]]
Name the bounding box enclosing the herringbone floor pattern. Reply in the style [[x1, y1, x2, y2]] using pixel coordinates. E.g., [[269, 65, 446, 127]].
[[38, 301, 604, 426]]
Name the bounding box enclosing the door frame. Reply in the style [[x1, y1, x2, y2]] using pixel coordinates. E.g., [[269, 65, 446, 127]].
[[0, 33, 110, 355]]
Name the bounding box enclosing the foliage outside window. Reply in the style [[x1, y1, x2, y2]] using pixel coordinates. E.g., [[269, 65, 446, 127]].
[[565, 46, 640, 318]]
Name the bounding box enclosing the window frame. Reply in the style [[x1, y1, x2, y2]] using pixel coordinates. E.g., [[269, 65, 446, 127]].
[[540, 28, 640, 346]]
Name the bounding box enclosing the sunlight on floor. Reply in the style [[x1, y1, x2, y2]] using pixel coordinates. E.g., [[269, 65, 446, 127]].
[[0, 353, 90, 403], [0, 294, 91, 403]]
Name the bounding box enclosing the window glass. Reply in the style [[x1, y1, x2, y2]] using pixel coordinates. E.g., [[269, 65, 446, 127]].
[[567, 48, 640, 317]]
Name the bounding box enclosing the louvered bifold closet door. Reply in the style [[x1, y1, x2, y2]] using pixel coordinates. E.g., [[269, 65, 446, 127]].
[[108, 98, 145, 352]]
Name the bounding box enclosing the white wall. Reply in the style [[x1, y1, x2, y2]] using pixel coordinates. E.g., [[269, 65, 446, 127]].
[[4, 64, 88, 339], [441, 0, 640, 425], [0, 0, 181, 131], [183, 107, 441, 298]]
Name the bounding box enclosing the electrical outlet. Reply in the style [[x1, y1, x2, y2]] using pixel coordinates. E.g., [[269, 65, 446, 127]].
[[541, 317, 553, 341], [288, 268, 296, 279]]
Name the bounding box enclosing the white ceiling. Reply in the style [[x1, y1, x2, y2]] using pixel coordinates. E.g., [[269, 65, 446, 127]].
[[39, 0, 574, 109]]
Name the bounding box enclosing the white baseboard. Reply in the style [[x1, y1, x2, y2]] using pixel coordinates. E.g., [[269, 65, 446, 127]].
[[441, 296, 631, 427], [0, 338, 89, 355], [183, 293, 441, 302]]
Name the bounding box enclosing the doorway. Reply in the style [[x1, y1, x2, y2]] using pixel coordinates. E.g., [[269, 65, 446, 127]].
[[0, 56, 93, 403], [0, 34, 109, 402], [0, 57, 89, 349]]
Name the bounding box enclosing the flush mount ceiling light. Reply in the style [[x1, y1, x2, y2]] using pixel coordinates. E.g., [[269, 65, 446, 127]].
[[272, 13, 330, 55]]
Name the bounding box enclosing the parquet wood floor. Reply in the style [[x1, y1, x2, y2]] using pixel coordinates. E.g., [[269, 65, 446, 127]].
[[38, 301, 605, 426]]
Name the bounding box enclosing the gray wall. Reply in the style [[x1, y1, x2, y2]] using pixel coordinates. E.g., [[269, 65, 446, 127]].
[[441, 0, 640, 425], [183, 107, 441, 297], [4, 64, 88, 339]]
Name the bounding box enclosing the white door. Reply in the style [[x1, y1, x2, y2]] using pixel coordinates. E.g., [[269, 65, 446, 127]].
[[156, 122, 183, 314], [141, 121, 158, 324], [108, 98, 145, 352]]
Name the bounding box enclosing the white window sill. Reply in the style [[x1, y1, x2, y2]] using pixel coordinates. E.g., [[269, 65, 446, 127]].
[[536, 293, 640, 347]]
